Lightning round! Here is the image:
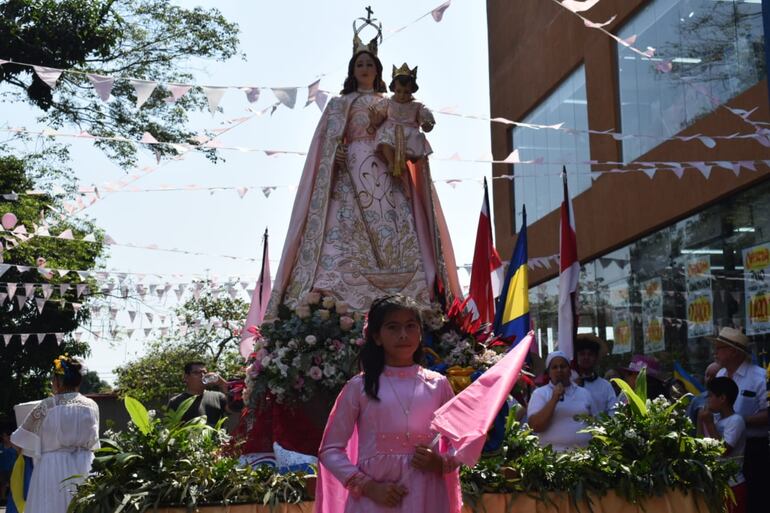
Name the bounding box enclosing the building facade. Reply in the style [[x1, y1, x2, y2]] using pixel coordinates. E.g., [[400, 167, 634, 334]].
[[487, 0, 770, 373]]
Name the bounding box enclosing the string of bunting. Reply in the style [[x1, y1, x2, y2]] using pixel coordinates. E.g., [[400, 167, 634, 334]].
[[0, 1, 454, 115]]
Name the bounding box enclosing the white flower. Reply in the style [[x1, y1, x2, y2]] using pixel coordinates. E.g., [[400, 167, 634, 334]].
[[305, 335, 317, 345], [322, 296, 336, 309], [304, 292, 321, 305], [295, 305, 311, 318], [323, 363, 337, 378], [288, 339, 297, 349]]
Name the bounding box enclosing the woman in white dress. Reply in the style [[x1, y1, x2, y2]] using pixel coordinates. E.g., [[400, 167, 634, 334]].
[[11, 355, 100, 513]]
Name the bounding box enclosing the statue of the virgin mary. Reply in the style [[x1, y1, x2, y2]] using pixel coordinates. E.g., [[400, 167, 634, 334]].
[[267, 14, 460, 315]]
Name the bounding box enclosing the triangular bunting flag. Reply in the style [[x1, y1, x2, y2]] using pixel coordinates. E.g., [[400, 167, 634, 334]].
[[72, 302, 82, 313], [41, 284, 53, 299], [144, 328, 152, 337], [35, 298, 46, 314], [140, 132, 159, 144], [242, 87, 260, 103], [87, 73, 115, 101], [6, 283, 17, 299], [271, 87, 297, 109], [305, 79, 321, 108], [16, 294, 26, 309], [33, 66, 63, 89], [0, 264, 10, 278], [167, 84, 192, 102], [20, 333, 30, 345], [76, 284, 88, 297], [315, 90, 329, 111], [60, 283, 71, 296], [642, 168, 656, 179], [692, 162, 712, 179], [128, 310, 137, 323], [202, 86, 227, 115], [55, 332, 64, 345], [58, 229, 74, 239], [131, 79, 158, 108], [431, 0, 452, 21], [3, 334, 11, 346]]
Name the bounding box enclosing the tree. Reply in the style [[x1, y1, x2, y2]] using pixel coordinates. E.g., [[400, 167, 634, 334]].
[[0, 0, 241, 167], [0, 150, 107, 424], [80, 370, 112, 394], [114, 283, 248, 406]]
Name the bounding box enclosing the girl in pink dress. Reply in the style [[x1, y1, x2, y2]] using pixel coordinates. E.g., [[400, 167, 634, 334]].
[[315, 295, 461, 513], [369, 63, 435, 177]]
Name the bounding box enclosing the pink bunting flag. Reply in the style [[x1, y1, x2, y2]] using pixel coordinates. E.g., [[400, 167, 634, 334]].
[[431, 333, 534, 466], [237, 187, 249, 198], [167, 84, 192, 102], [72, 302, 82, 313], [130, 79, 157, 108], [87, 74, 115, 101], [561, 0, 600, 12], [140, 132, 159, 144], [76, 284, 88, 297], [58, 229, 74, 240], [305, 79, 321, 108], [23, 283, 34, 297], [271, 87, 297, 109], [59, 284, 70, 296], [33, 66, 63, 89], [431, 0, 451, 21]]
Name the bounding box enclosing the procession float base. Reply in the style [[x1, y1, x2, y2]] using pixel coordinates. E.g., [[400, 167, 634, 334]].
[[155, 489, 708, 513]]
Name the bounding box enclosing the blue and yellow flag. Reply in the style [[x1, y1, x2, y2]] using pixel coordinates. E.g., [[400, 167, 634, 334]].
[[673, 361, 705, 396], [493, 206, 529, 344]]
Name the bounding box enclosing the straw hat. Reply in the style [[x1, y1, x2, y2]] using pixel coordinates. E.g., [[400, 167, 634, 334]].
[[706, 327, 751, 355], [575, 333, 609, 359]]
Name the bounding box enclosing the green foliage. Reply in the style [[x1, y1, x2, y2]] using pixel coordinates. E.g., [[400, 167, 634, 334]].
[[67, 396, 309, 512], [461, 376, 736, 513], [79, 370, 112, 394], [0, 153, 106, 424], [0, 0, 241, 167]]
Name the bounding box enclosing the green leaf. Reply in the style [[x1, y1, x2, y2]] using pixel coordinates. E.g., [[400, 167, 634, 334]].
[[634, 367, 647, 401], [124, 396, 152, 435], [611, 378, 648, 417]]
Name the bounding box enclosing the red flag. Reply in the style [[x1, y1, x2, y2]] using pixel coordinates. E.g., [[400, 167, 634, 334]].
[[558, 169, 579, 359], [430, 331, 534, 466], [467, 177, 504, 323], [241, 229, 272, 358]]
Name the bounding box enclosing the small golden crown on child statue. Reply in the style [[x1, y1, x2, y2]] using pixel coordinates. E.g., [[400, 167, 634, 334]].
[[392, 63, 418, 80], [352, 7, 383, 57]]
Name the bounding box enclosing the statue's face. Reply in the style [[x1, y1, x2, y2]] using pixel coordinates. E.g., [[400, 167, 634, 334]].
[[354, 53, 376, 90], [392, 81, 412, 104]]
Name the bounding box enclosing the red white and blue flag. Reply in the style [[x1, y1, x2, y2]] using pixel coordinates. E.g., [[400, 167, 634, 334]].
[[467, 177, 504, 324], [558, 168, 579, 359]]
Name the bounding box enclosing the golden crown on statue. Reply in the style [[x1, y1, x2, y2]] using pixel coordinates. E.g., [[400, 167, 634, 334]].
[[392, 62, 418, 80], [353, 6, 383, 57]]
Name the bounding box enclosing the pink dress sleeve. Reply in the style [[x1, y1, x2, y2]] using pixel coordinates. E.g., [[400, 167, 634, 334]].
[[318, 377, 364, 486]]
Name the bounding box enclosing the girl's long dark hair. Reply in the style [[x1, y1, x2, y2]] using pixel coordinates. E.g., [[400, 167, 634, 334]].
[[359, 294, 423, 400], [340, 51, 387, 95]]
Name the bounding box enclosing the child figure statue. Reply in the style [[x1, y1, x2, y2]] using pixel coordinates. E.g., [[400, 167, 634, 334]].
[[369, 63, 435, 177]]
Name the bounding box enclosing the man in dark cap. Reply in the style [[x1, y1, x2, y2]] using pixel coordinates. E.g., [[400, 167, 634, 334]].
[[574, 333, 617, 415]]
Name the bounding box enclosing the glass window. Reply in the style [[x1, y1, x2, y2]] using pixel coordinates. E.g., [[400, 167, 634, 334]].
[[617, 0, 766, 163], [528, 179, 770, 378], [511, 65, 591, 229]]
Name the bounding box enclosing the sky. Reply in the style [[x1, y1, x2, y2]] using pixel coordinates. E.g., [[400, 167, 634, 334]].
[[2, 0, 493, 382]]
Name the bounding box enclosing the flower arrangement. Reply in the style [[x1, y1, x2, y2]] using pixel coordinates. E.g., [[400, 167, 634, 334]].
[[243, 293, 365, 405], [242, 294, 507, 407]]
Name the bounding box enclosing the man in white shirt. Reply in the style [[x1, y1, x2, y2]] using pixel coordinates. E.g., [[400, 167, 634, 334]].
[[709, 327, 768, 513], [574, 334, 617, 416]]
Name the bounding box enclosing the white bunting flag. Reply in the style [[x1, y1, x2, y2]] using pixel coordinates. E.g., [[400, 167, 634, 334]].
[[55, 332, 64, 345], [77, 271, 90, 280], [76, 284, 88, 297], [33, 66, 63, 89], [431, 0, 451, 21], [127, 328, 136, 338], [20, 333, 30, 345], [203, 86, 227, 115], [16, 294, 26, 309], [87, 74, 115, 101], [584, 15, 616, 29], [35, 298, 46, 314], [271, 87, 297, 109], [60, 284, 71, 296], [0, 264, 10, 279], [140, 132, 159, 144], [692, 162, 712, 179], [242, 87, 260, 103], [41, 284, 53, 299], [144, 328, 152, 337], [6, 283, 17, 299], [131, 79, 158, 108], [58, 229, 74, 240], [642, 168, 656, 179], [72, 302, 82, 313], [3, 334, 11, 346], [73, 331, 83, 342]]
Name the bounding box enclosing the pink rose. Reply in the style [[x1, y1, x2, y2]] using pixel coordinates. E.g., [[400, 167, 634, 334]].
[[308, 366, 323, 380], [354, 337, 365, 346], [333, 339, 344, 351], [313, 355, 323, 365], [304, 292, 321, 305], [293, 376, 305, 389], [339, 316, 355, 331], [295, 305, 311, 319], [335, 302, 350, 314]]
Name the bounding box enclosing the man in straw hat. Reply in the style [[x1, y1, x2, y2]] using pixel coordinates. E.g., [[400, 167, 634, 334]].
[[708, 327, 768, 513], [574, 333, 617, 415]]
